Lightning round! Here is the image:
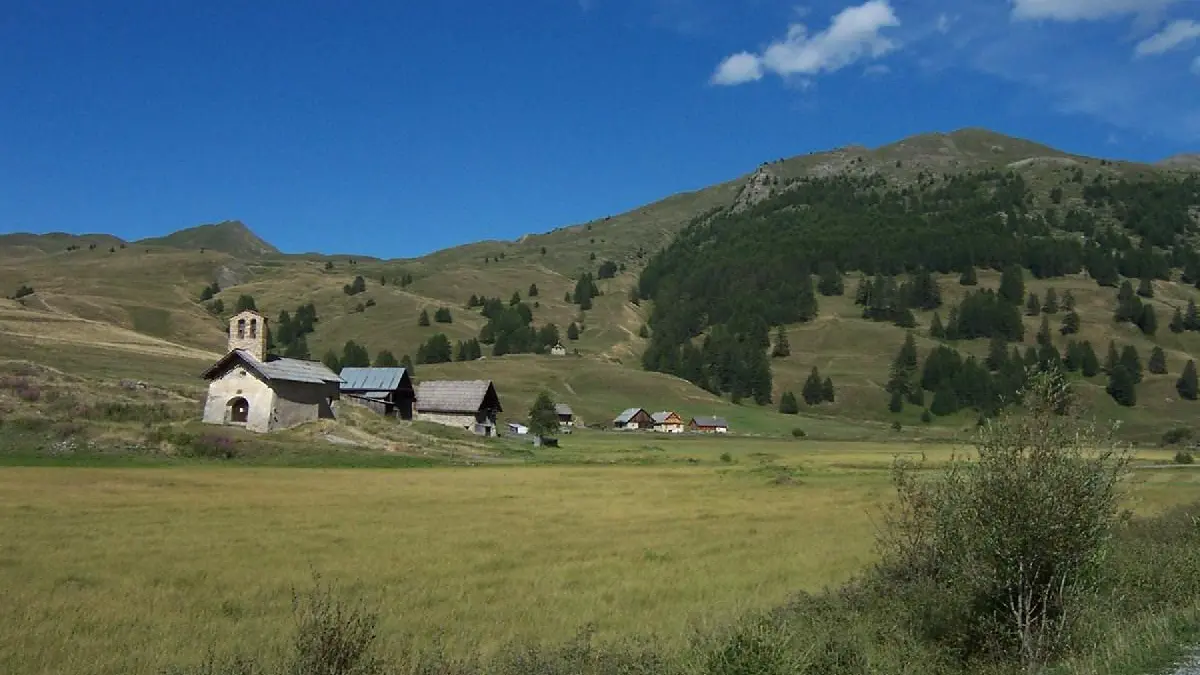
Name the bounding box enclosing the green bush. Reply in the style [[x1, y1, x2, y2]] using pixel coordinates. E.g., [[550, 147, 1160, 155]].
[[791, 428, 806, 438], [719, 452, 733, 463], [1161, 427, 1193, 446], [1174, 450, 1194, 465]]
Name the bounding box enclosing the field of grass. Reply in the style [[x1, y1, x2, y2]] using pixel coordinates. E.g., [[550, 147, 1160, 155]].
[[2, 435, 1198, 675]]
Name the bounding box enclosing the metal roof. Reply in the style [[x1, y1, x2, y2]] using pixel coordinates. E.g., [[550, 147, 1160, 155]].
[[690, 416, 729, 428], [415, 380, 501, 414], [339, 367, 408, 392], [651, 411, 681, 424], [613, 407, 646, 423], [554, 403, 574, 416], [203, 349, 342, 385]]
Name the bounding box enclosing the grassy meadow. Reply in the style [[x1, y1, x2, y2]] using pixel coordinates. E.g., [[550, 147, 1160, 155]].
[[2, 438, 1199, 675]]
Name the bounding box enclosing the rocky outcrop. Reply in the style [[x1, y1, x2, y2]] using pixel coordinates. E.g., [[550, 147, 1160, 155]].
[[732, 165, 779, 212]]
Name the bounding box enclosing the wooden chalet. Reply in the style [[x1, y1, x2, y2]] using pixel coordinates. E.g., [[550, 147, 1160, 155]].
[[415, 380, 503, 436], [688, 416, 729, 434], [338, 367, 415, 419], [651, 411, 685, 433], [613, 407, 653, 430]]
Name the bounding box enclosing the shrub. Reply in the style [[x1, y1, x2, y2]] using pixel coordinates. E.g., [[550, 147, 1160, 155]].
[[920, 409, 932, 424], [1173, 450, 1194, 465], [877, 371, 1131, 670], [791, 428, 806, 438], [180, 433, 238, 460], [288, 576, 384, 675], [1161, 427, 1193, 447], [720, 452, 733, 463]]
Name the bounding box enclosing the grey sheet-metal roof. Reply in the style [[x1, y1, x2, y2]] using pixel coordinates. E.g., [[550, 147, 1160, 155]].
[[554, 403, 574, 416], [651, 411, 681, 424], [415, 380, 500, 414], [347, 391, 391, 400], [339, 367, 408, 392], [691, 416, 729, 428], [203, 349, 342, 385], [614, 407, 646, 423]]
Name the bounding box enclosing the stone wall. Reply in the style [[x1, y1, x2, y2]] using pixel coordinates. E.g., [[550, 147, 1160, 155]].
[[271, 380, 338, 431], [203, 366, 275, 433], [416, 411, 478, 432]]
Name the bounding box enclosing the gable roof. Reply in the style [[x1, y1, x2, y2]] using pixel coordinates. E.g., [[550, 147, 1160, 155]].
[[339, 367, 410, 392], [415, 380, 502, 414], [202, 349, 342, 385], [554, 403, 574, 417], [651, 411, 682, 424], [614, 407, 648, 423], [690, 416, 729, 428]]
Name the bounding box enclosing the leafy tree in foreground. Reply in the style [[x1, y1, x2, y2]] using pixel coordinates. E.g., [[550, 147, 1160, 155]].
[[527, 391, 559, 442], [879, 371, 1131, 670]]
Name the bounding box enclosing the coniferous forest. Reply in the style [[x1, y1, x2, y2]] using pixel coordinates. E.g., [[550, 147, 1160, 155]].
[[637, 169, 1200, 411]]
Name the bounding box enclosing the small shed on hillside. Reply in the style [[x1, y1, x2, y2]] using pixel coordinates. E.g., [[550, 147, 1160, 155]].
[[415, 380, 503, 436], [689, 416, 729, 434], [613, 407, 653, 430], [338, 367, 415, 419], [651, 411, 685, 433]]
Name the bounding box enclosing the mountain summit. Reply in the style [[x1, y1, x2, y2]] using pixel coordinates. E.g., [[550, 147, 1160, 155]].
[[136, 220, 279, 257]]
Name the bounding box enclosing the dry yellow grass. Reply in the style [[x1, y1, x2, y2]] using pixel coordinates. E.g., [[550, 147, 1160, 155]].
[[2, 455, 1198, 675]]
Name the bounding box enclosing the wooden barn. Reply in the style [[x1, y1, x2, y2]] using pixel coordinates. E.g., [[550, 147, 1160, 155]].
[[338, 367, 415, 419], [651, 411, 685, 433], [613, 407, 652, 430], [555, 403, 575, 430], [415, 380, 503, 436], [688, 416, 729, 434]]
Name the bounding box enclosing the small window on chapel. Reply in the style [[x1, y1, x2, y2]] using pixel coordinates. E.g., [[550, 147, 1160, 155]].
[[237, 319, 246, 339], [250, 319, 257, 338]]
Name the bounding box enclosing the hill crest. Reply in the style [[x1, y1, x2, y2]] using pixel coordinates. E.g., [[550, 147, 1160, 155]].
[[136, 220, 279, 257]]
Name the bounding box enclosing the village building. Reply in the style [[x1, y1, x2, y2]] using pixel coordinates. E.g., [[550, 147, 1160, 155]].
[[651, 411, 685, 433], [414, 380, 503, 436], [688, 416, 729, 434], [507, 421, 529, 435], [338, 367, 415, 419], [201, 310, 342, 433], [612, 407, 653, 430], [555, 403, 575, 431], [549, 343, 567, 356]]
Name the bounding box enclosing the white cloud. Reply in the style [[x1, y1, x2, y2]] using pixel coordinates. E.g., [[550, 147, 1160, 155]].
[[1011, 0, 1181, 21], [1135, 19, 1200, 56], [935, 13, 953, 34], [711, 52, 764, 85], [709, 0, 901, 86]]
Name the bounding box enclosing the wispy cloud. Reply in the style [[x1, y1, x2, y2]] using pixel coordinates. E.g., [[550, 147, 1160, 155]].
[[1010, 0, 1184, 22], [710, 0, 901, 86], [1193, 55, 1200, 75], [1135, 19, 1200, 56]]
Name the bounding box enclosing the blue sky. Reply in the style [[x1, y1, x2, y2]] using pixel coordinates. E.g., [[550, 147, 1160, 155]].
[[1, 0, 1198, 258]]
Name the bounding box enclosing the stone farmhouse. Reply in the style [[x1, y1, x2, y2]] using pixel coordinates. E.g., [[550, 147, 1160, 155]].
[[339, 367, 415, 419], [415, 379, 503, 436], [202, 310, 342, 433]]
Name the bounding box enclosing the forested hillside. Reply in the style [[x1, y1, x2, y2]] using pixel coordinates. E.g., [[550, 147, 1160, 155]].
[[638, 166, 1200, 415]]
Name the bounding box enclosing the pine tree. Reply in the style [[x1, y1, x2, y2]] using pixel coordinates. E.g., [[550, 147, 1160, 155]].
[[1079, 341, 1101, 377], [895, 308, 917, 328], [959, 265, 978, 286], [1062, 290, 1076, 311], [1121, 345, 1144, 383], [1036, 315, 1052, 347], [929, 311, 945, 339], [821, 377, 835, 403], [1149, 346, 1168, 374], [888, 389, 904, 413], [566, 322, 580, 340], [802, 367, 824, 405], [771, 326, 791, 357], [998, 265, 1025, 305], [1171, 307, 1186, 333], [930, 381, 960, 416], [1137, 276, 1154, 298], [235, 294, 257, 313], [1042, 287, 1059, 314], [510, 291, 521, 306], [779, 391, 799, 414], [528, 283, 539, 297], [1106, 365, 1137, 407], [1104, 341, 1119, 374], [854, 274, 871, 305], [528, 391, 559, 441], [1026, 292, 1041, 316], [1138, 304, 1157, 336], [1063, 340, 1081, 372], [1114, 281, 1142, 324], [418, 309, 430, 326], [374, 350, 399, 367], [986, 335, 1008, 372], [1060, 310, 1080, 336], [400, 354, 414, 374], [817, 261, 844, 296], [1189, 299, 1200, 331], [1177, 360, 1198, 400], [322, 350, 340, 374], [797, 269, 819, 321], [899, 332, 918, 369]]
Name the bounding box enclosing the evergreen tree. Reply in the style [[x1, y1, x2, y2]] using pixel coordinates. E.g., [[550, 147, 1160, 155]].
[[929, 311, 945, 339], [930, 381, 960, 416], [959, 265, 978, 286], [1036, 315, 1052, 347], [1170, 307, 1186, 333], [235, 294, 257, 313], [1149, 346, 1168, 375], [986, 335, 1008, 372], [1106, 365, 1137, 407], [998, 265, 1025, 305], [895, 308, 917, 328], [434, 307, 453, 324], [821, 377, 835, 403], [802, 367, 825, 405], [322, 350, 340, 374], [899, 332, 918, 369], [1042, 287, 1059, 314], [1138, 304, 1157, 336], [566, 322, 580, 340], [854, 273, 871, 305], [1026, 292, 1041, 316], [908, 268, 942, 310], [817, 261, 844, 296], [1136, 276, 1154, 298], [528, 390, 560, 441], [282, 335, 310, 360], [1104, 341, 1119, 374], [374, 350, 399, 367], [779, 391, 800, 414], [510, 291, 521, 306], [888, 389, 904, 413], [528, 283, 538, 297], [564, 291, 572, 303], [1121, 345, 1144, 383], [400, 354, 414, 374], [1188, 299, 1200, 331], [1060, 310, 1080, 336], [1063, 340, 1081, 372], [418, 309, 430, 326], [1062, 290, 1076, 311], [1177, 360, 1198, 400], [1079, 341, 1101, 377], [340, 340, 370, 368], [1115, 280, 1143, 324], [771, 326, 791, 357], [797, 269, 819, 321]]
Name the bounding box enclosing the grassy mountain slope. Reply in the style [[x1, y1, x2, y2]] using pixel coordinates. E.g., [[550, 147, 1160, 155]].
[[2, 128, 1198, 441]]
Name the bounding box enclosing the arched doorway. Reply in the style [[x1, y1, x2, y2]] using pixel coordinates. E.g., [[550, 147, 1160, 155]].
[[228, 397, 249, 424]]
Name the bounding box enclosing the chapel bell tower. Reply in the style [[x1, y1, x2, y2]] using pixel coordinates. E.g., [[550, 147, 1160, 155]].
[[228, 310, 267, 362]]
